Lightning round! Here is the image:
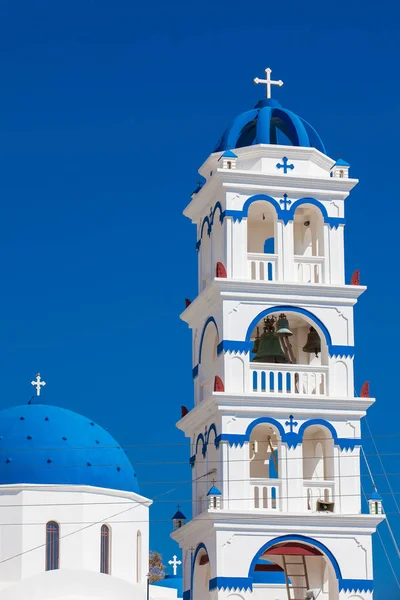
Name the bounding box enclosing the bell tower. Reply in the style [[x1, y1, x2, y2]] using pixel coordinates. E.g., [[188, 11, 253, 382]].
[[172, 69, 383, 600]]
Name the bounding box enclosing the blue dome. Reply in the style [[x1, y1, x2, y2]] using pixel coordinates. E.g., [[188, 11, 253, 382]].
[[0, 404, 139, 493], [215, 98, 326, 154]]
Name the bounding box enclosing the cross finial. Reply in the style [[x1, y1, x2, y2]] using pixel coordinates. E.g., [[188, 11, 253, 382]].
[[31, 373, 46, 397], [254, 67, 283, 99], [168, 554, 182, 576]]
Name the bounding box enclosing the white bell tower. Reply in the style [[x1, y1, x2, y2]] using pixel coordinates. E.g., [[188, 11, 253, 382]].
[[172, 70, 384, 600]]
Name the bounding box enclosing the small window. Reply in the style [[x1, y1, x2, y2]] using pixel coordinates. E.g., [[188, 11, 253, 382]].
[[100, 524, 111, 574], [227, 161, 232, 169], [46, 521, 60, 571]]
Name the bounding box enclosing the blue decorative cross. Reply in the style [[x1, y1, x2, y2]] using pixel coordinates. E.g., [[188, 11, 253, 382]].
[[276, 157, 294, 174], [285, 415, 298, 433], [279, 194, 292, 210]]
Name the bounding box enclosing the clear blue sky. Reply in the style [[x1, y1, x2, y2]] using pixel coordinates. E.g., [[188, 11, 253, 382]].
[[0, 0, 398, 596]]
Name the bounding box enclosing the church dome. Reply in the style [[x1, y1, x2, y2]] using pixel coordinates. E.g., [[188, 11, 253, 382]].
[[215, 98, 326, 154], [0, 404, 139, 493]]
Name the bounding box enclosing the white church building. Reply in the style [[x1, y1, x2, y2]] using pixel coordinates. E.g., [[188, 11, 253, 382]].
[[0, 378, 181, 600], [172, 69, 384, 600]]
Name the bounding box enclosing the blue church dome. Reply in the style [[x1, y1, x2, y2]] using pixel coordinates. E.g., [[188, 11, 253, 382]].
[[215, 98, 326, 154], [0, 404, 139, 493]]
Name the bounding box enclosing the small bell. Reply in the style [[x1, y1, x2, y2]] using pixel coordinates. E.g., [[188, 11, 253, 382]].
[[252, 317, 288, 364], [302, 326, 321, 356], [252, 327, 260, 354], [276, 313, 293, 337]]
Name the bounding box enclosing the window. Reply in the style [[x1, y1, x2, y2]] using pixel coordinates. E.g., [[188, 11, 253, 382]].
[[46, 521, 60, 571], [100, 524, 111, 574], [136, 530, 142, 583]]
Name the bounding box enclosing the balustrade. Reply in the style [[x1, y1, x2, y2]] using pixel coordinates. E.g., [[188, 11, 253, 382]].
[[250, 363, 328, 395]]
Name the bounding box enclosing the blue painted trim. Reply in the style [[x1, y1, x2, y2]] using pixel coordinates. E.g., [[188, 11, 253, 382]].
[[191, 424, 220, 465], [218, 417, 360, 451], [192, 365, 199, 379], [197, 202, 226, 248], [217, 340, 252, 355], [245, 306, 332, 345], [339, 579, 373, 593], [198, 317, 219, 364], [329, 345, 355, 358], [248, 535, 342, 580], [191, 543, 209, 596], [220, 150, 238, 158], [222, 194, 344, 229], [209, 577, 253, 591], [183, 590, 190, 600], [207, 485, 222, 496]]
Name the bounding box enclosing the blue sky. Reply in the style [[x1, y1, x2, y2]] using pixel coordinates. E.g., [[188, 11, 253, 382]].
[[0, 0, 398, 596]]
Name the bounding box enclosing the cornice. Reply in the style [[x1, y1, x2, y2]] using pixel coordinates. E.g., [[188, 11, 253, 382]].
[[0, 483, 152, 504], [180, 280, 366, 326], [176, 392, 374, 434], [172, 510, 384, 542]]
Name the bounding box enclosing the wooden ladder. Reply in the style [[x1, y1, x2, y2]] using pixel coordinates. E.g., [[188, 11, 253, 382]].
[[282, 555, 310, 600]]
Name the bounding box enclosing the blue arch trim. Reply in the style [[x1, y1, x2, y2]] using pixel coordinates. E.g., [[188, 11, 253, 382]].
[[191, 424, 220, 465], [245, 305, 332, 346], [198, 317, 219, 365], [197, 202, 226, 248], [224, 194, 344, 228], [245, 417, 286, 440], [219, 417, 360, 451], [191, 542, 209, 597], [248, 535, 342, 580]]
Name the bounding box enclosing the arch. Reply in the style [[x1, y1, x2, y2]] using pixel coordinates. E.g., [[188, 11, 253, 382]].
[[242, 194, 281, 219], [199, 217, 211, 240], [136, 530, 142, 583], [211, 202, 224, 225], [206, 424, 218, 447], [45, 521, 60, 571], [198, 318, 219, 365], [100, 524, 111, 574], [245, 417, 286, 440], [298, 419, 338, 441], [191, 543, 210, 600], [291, 198, 329, 220], [248, 535, 342, 580], [245, 305, 332, 347], [195, 433, 206, 456]]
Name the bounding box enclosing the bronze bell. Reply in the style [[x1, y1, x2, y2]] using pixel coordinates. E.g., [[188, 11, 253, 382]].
[[302, 326, 321, 356], [276, 313, 293, 337], [252, 327, 260, 354], [252, 317, 288, 364]]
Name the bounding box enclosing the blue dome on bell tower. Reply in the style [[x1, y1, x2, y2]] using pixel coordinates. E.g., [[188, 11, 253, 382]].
[[215, 98, 326, 154]]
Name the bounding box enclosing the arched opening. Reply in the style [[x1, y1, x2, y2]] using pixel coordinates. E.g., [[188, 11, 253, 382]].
[[198, 322, 219, 404], [293, 204, 325, 283], [249, 538, 340, 600], [249, 423, 280, 509], [249, 311, 328, 396], [247, 201, 278, 281], [303, 425, 335, 512], [45, 521, 60, 571], [192, 547, 211, 600], [136, 530, 142, 583], [100, 524, 111, 574], [199, 225, 211, 291]]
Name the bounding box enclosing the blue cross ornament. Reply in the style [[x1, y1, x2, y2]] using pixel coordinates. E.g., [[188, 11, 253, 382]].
[[276, 157, 294, 173], [279, 194, 292, 210], [285, 415, 298, 433]]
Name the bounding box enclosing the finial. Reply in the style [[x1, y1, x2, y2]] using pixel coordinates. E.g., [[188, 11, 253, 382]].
[[254, 67, 283, 99], [31, 373, 46, 397]]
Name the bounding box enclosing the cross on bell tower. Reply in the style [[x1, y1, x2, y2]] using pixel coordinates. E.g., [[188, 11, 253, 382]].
[[254, 67, 284, 99]]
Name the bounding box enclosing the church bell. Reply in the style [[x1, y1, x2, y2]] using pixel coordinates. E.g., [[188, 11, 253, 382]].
[[302, 326, 321, 356], [252, 327, 260, 354], [275, 313, 293, 337], [252, 317, 288, 364]]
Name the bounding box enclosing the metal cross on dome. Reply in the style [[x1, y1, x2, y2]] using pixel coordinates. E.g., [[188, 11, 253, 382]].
[[254, 67, 284, 99], [168, 554, 182, 576], [31, 373, 46, 396]]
